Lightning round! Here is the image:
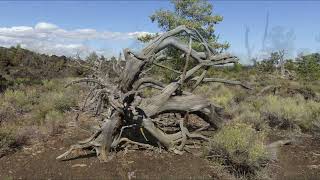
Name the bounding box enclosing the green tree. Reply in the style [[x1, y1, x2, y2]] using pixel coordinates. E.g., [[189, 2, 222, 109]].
[[11, 44, 24, 66], [86, 52, 99, 65], [100, 55, 106, 62], [284, 59, 296, 71], [232, 62, 243, 73], [0, 48, 9, 67], [256, 52, 280, 73], [110, 56, 116, 62], [296, 53, 320, 80], [142, 0, 228, 50], [140, 0, 229, 79]]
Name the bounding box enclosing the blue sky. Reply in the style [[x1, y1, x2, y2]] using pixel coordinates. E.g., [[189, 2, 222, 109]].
[[0, 0, 319, 63]]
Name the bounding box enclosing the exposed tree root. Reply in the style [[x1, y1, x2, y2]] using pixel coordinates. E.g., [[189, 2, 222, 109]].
[[57, 25, 251, 161]]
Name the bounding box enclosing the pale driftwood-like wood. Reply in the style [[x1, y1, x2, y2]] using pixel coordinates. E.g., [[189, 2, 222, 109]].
[[57, 25, 249, 162]]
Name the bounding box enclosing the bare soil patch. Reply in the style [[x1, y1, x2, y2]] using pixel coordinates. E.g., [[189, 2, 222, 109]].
[[273, 136, 320, 180], [0, 129, 218, 180]]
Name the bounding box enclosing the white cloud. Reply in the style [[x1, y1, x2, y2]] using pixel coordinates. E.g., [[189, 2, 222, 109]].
[[0, 22, 154, 57], [128, 31, 153, 39], [35, 22, 59, 31]]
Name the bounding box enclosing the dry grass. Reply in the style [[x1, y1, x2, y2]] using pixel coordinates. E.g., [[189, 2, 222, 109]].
[[199, 78, 320, 179], [207, 122, 268, 178], [230, 94, 320, 132], [0, 78, 81, 157], [194, 84, 244, 107]]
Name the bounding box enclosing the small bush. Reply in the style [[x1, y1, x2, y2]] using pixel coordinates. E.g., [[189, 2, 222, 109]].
[[229, 94, 320, 133], [52, 91, 77, 112], [0, 78, 80, 157], [194, 84, 213, 97], [0, 101, 17, 124], [208, 123, 268, 177], [210, 85, 235, 107], [33, 90, 76, 123], [3, 90, 32, 112], [0, 127, 16, 157], [296, 53, 320, 81], [261, 95, 320, 131], [255, 52, 279, 73], [195, 84, 235, 107], [44, 110, 65, 135], [42, 79, 64, 91], [0, 126, 28, 157], [235, 109, 267, 132]]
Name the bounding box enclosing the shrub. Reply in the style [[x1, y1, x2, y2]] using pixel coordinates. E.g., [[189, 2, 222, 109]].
[[227, 99, 262, 131], [42, 79, 64, 91], [12, 77, 39, 86], [33, 90, 76, 123], [232, 62, 243, 73], [256, 52, 279, 73], [230, 94, 320, 132], [4, 90, 35, 112], [44, 110, 65, 135], [210, 85, 235, 107], [0, 78, 81, 157], [195, 84, 235, 107], [0, 126, 28, 157], [261, 95, 320, 131], [0, 100, 17, 124], [0, 127, 16, 157], [233, 109, 267, 132], [52, 90, 77, 112], [194, 84, 213, 97], [208, 123, 268, 177], [296, 53, 320, 81], [312, 119, 320, 136]]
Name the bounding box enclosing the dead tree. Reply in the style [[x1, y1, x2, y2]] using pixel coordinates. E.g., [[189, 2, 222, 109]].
[[262, 11, 269, 52], [57, 26, 250, 162], [245, 26, 253, 61], [278, 50, 285, 77]]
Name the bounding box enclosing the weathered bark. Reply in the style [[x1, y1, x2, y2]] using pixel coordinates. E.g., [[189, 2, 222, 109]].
[[245, 26, 252, 60], [262, 12, 269, 52], [278, 50, 285, 78], [57, 25, 250, 161]]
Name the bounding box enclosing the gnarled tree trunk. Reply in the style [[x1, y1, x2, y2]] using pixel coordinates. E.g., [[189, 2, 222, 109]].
[[57, 25, 250, 162]]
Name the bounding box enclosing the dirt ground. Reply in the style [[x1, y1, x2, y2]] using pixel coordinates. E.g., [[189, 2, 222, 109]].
[[274, 136, 320, 180], [1, 128, 320, 180], [0, 129, 219, 180]]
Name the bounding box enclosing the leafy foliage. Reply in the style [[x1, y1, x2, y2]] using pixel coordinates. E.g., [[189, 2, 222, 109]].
[[256, 51, 281, 73], [296, 53, 320, 80], [139, 0, 229, 76], [150, 0, 227, 48], [147, 0, 228, 50]]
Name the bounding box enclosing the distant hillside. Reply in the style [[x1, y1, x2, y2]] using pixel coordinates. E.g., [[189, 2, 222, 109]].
[[0, 46, 87, 91]]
